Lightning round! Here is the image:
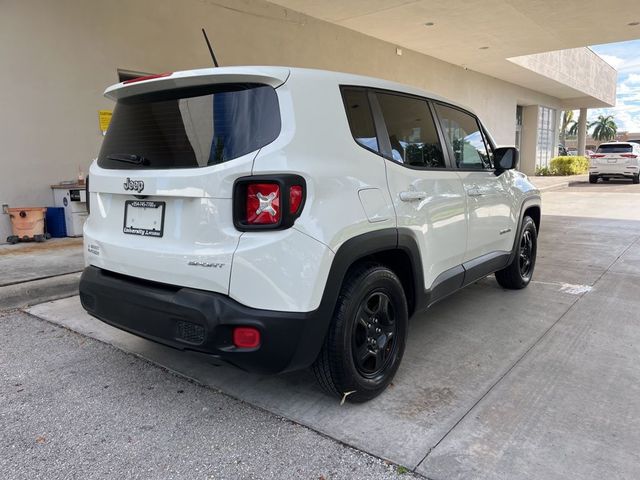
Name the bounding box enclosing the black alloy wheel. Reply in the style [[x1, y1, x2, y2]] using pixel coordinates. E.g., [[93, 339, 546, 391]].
[[351, 291, 399, 380], [519, 229, 534, 280], [312, 264, 408, 403], [495, 215, 538, 289]]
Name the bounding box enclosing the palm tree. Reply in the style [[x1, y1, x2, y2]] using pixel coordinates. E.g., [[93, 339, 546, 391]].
[[589, 115, 618, 141], [567, 120, 579, 137], [559, 110, 577, 144]]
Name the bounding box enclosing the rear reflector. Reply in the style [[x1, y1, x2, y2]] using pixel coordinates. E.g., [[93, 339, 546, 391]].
[[289, 185, 303, 214], [233, 327, 261, 349], [123, 72, 173, 84]]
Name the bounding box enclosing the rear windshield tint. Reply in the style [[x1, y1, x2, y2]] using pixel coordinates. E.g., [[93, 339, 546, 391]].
[[597, 144, 633, 154], [98, 83, 280, 169]]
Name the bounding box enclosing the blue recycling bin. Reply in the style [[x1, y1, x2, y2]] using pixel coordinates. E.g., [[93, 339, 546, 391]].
[[45, 207, 67, 237]]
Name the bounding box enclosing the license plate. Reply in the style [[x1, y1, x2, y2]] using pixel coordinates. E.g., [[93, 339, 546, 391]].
[[123, 200, 165, 237], [608, 158, 618, 163]]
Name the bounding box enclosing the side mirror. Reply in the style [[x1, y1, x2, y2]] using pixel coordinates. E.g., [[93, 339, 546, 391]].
[[494, 147, 519, 173]]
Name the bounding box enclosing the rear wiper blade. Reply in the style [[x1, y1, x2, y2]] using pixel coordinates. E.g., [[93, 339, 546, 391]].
[[106, 153, 150, 166]]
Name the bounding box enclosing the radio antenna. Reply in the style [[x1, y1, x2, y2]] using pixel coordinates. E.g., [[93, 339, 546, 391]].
[[201, 28, 219, 67]]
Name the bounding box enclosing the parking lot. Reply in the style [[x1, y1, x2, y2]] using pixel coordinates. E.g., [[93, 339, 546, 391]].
[[3, 180, 640, 479]]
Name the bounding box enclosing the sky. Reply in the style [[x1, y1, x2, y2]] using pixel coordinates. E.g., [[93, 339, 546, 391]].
[[588, 39, 640, 133]]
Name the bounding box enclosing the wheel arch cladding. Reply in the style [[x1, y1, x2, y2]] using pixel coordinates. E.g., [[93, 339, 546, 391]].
[[327, 228, 422, 318], [524, 205, 541, 234], [506, 199, 541, 267]]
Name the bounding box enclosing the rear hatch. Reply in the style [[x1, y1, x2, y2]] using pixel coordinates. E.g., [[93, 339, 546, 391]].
[[591, 143, 637, 168], [85, 67, 288, 293]]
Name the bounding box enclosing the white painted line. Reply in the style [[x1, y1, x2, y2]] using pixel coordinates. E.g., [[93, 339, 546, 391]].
[[531, 280, 592, 295]]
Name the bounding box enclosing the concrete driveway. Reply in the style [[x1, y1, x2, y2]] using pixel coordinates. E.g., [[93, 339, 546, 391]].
[[14, 180, 640, 478]]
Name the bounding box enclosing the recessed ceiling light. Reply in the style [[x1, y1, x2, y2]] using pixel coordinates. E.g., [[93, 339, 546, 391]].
[[424, 22, 435, 26], [479, 46, 489, 50], [629, 21, 640, 26]]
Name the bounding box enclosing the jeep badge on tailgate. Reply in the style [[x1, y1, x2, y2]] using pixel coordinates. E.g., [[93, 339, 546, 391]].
[[123, 177, 144, 193]]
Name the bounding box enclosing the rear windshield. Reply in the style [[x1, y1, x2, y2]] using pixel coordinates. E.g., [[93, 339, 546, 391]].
[[596, 144, 633, 154], [98, 83, 281, 169]]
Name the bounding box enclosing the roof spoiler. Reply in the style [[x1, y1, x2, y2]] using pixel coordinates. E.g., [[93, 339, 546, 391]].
[[104, 66, 291, 100]]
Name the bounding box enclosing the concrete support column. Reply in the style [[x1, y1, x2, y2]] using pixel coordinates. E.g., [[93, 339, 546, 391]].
[[578, 108, 587, 156], [553, 109, 562, 157], [519, 105, 540, 175]]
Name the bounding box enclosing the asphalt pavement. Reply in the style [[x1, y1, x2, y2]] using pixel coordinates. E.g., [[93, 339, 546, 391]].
[[0, 310, 415, 480]]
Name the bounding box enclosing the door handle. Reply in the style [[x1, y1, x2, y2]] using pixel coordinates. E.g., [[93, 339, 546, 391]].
[[399, 190, 427, 202]]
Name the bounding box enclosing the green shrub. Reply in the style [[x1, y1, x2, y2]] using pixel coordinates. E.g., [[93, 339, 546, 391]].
[[535, 166, 554, 176], [548, 156, 589, 176]]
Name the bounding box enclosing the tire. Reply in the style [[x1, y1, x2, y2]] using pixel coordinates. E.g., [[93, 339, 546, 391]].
[[633, 174, 639, 185], [34, 234, 45, 243], [589, 175, 598, 184], [312, 264, 408, 403], [7, 235, 19, 245], [495, 216, 537, 290]]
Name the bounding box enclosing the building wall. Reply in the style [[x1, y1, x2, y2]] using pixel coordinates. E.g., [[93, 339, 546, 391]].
[[0, 0, 563, 240], [509, 48, 617, 107]]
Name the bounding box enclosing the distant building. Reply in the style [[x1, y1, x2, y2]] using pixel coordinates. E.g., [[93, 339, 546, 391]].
[[565, 132, 640, 150]]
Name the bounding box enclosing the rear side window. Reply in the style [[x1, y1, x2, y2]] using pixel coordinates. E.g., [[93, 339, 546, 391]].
[[597, 144, 633, 154], [376, 93, 445, 168], [435, 104, 493, 169], [342, 89, 379, 153], [98, 84, 280, 170]]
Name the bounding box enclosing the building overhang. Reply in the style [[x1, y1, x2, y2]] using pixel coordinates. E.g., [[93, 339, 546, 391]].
[[267, 0, 630, 108]]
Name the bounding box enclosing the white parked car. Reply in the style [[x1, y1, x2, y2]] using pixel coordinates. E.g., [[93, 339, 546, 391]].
[[80, 67, 541, 402], [589, 142, 640, 184]]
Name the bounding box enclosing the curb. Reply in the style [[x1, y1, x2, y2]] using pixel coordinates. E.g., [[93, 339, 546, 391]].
[[532, 176, 588, 192], [536, 181, 570, 192], [0, 272, 81, 310]]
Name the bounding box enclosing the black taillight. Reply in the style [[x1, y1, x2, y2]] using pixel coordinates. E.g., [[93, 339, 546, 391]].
[[233, 175, 306, 231]]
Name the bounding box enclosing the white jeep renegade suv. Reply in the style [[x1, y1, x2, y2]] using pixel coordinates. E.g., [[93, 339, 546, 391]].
[[80, 67, 541, 402]]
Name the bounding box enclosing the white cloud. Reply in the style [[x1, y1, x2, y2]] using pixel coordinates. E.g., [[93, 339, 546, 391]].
[[589, 41, 640, 133], [599, 54, 625, 69], [618, 58, 640, 73], [613, 111, 640, 132], [588, 104, 640, 133], [618, 82, 632, 94], [625, 73, 640, 84]]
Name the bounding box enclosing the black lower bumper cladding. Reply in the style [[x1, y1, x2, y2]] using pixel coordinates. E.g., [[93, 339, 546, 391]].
[[79, 266, 325, 374]]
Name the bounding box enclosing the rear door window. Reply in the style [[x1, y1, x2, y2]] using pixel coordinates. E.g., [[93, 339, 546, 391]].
[[597, 144, 633, 154], [435, 104, 493, 169], [375, 92, 446, 168], [341, 88, 379, 153], [98, 84, 281, 170]]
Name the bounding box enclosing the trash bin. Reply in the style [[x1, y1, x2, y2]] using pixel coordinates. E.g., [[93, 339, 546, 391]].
[[45, 207, 67, 238], [7, 207, 47, 243]]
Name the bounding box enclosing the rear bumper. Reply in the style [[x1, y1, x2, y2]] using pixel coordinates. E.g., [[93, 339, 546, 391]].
[[79, 266, 327, 374], [590, 165, 639, 177]]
